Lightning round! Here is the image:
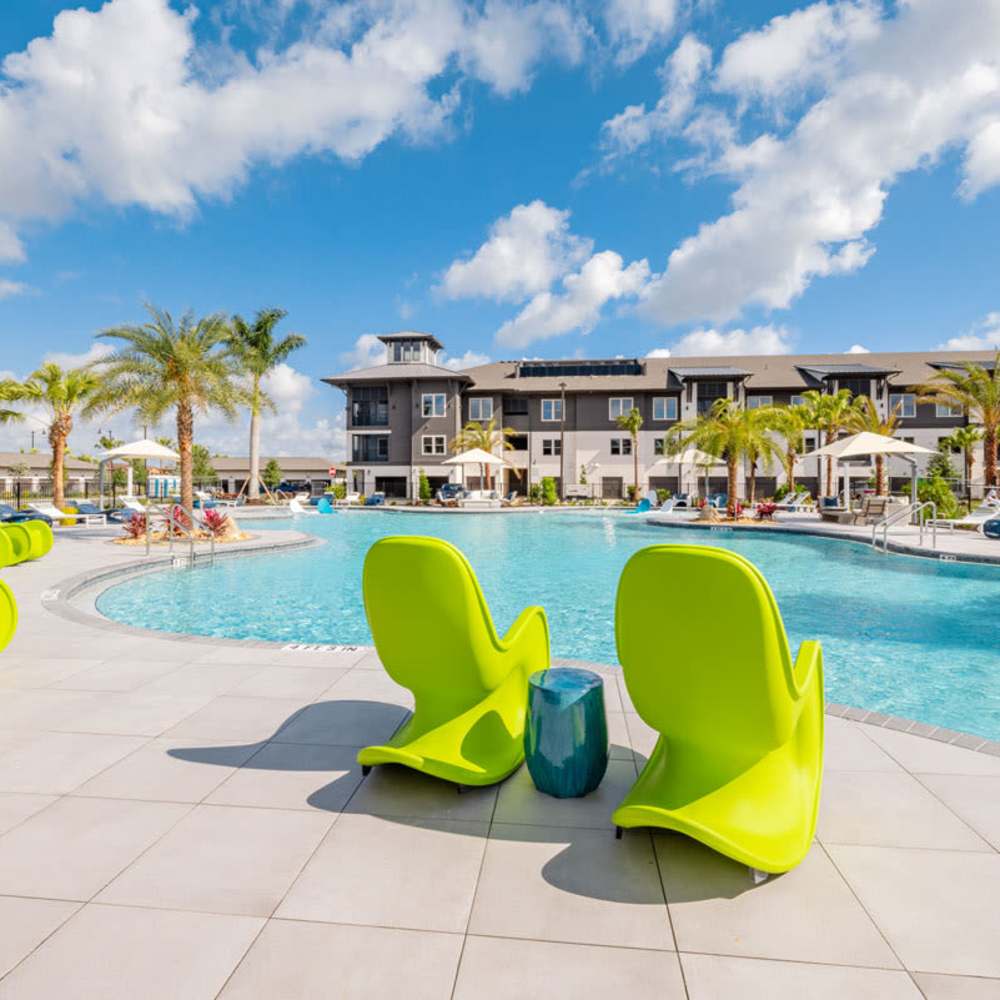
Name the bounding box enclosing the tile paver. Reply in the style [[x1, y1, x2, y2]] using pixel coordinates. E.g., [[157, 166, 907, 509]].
[[0, 528, 996, 996]]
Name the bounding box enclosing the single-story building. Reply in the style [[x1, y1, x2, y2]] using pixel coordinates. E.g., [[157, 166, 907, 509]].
[[208, 456, 343, 495], [0, 451, 98, 495]]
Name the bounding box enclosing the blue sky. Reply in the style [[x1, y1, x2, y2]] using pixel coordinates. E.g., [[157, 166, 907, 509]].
[[1, 0, 999, 458]]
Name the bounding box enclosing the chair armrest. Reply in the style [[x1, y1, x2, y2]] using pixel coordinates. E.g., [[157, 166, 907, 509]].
[[500, 605, 550, 669], [791, 639, 823, 700]]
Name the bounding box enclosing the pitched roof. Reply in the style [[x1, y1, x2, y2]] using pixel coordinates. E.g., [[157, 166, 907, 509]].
[[459, 350, 998, 392], [377, 331, 444, 351], [0, 452, 97, 473], [323, 362, 471, 386]]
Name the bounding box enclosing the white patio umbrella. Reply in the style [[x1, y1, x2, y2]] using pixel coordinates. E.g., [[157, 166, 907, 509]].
[[651, 447, 724, 498], [801, 431, 936, 510], [443, 447, 511, 491], [98, 438, 179, 505]]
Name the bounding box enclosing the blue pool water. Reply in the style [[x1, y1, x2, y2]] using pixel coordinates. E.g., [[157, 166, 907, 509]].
[[97, 511, 1000, 739]]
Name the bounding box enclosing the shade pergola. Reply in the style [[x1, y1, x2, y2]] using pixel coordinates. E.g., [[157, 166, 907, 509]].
[[98, 438, 179, 505], [801, 432, 937, 509], [652, 447, 725, 498]]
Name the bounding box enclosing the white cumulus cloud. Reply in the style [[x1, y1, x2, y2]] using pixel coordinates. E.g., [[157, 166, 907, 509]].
[[647, 324, 793, 357], [0, 0, 590, 260], [438, 200, 591, 302], [0, 279, 31, 300], [443, 349, 492, 370], [496, 251, 651, 348], [604, 0, 679, 67], [339, 334, 387, 371], [845, 343, 870, 353], [938, 313, 1000, 351]]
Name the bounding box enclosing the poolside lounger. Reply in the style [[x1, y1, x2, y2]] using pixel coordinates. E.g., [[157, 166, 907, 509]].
[[288, 498, 314, 515], [0, 520, 52, 562], [774, 491, 811, 512], [613, 545, 824, 874], [0, 576, 16, 652], [626, 498, 652, 514], [28, 501, 106, 526], [927, 505, 999, 532], [357, 536, 550, 786], [334, 492, 361, 506], [316, 497, 334, 514]]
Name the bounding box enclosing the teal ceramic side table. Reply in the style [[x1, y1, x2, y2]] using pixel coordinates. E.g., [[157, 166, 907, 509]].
[[525, 667, 608, 798]]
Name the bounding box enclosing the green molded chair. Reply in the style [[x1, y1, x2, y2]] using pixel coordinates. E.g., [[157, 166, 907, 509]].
[[357, 536, 550, 786], [0, 579, 16, 652], [0, 525, 32, 565], [21, 521, 53, 560], [613, 545, 824, 874], [0, 530, 14, 569]]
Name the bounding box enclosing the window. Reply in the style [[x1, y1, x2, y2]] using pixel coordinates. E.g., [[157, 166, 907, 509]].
[[889, 393, 916, 419], [791, 395, 806, 407], [468, 397, 493, 421], [502, 394, 528, 415], [654, 438, 665, 456], [839, 378, 871, 399], [351, 386, 388, 427], [541, 399, 563, 421], [609, 397, 634, 420], [696, 381, 728, 415], [610, 438, 632, 456], [542, 439, 561, 456], [421, 435, 446, 456], [652, 397, 677, 421], [352, 435, 389, 462], [899, 435, 915, 444], [747, 395, 773, 409], [936, 403, 963, 418], [508, 434, 528, 451], [421, 393, 446, 418]]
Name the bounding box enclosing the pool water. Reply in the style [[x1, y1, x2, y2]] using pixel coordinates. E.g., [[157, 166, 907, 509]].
[[97, 511, 1000, 739]]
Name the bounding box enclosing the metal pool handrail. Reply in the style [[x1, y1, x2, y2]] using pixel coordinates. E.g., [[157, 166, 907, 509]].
[[872, 500, 937, 553], [143, 501, 215, 565]]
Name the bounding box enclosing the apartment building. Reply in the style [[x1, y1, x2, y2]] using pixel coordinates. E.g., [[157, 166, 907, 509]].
[[324, 332, 995, 500]]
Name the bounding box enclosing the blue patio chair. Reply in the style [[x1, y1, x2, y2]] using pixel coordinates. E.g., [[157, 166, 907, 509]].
[[317, 496, 334, 514], [627, 498, 652, 515]]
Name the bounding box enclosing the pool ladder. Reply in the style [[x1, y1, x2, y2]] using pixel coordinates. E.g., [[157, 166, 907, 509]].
[[872, 501, 937, 553], [144, 502, 215, 567]]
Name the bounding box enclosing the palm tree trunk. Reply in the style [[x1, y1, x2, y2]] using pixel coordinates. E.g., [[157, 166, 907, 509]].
[[633, 433, 639, 498], [177, 399, 194, 512], [248, 399, 261, 500], [825, 430, 834, 498], [727, 458, 739, 517], [985, 424, 998, 487], [49, 417, 70, 509], [785, 451, 796, 494], [749, 460, 757, 505], [875, 454, 885, 495]]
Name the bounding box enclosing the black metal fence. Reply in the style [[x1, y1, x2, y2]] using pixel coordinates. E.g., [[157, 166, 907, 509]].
[[0, 479, 148, 509]]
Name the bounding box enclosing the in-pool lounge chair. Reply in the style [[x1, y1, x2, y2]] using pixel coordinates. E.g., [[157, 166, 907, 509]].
[[357, 536, 550, 786], [613, 545, 824, 874]]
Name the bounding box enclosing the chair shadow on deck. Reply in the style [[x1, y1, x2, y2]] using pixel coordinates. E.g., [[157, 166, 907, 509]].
[[169, 698, 767, 906]]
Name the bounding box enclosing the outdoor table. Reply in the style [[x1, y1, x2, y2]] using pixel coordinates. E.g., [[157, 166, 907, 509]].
[[524, 667, 608, 798]]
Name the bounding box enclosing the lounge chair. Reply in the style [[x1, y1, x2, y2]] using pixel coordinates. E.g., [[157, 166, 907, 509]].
[[365, 492, 386, 507], [849, 495, 889, 526], [928, 505, 1000, 532], [613, 544, 824, 874], [626, 498, 652, 515], [316, 496, 334, 514], [0, 520, 52, 562], [288, 498, 313, 515], [334, 492, 360, 507], [774, 490, 811, 512], [357, 536, 550, 786], [28, 501, 104, 526]]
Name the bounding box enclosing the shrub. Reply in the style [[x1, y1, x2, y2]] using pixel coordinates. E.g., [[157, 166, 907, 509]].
[[528, 483, 542, 503], [904, 475, 959, 519], [927, 447, 956, 482], [331, 482, 346, 500], [418, 469, 431, 502], [263, 458, 283, 490], [170, 505, 192, 535], [626, 484, 638, 502], [656, 488, 671, 504], [202, 508, 231, 538], [122, 512, 147, 539], [541, 477, 557, 506], [773, 483, 791, 501]]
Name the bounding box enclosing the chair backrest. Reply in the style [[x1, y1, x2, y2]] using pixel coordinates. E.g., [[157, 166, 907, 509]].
[[289, 499, 306, 514], [317, 497, 334, 514], [616, 545, 799, 756], [363, 537, 510, 713]]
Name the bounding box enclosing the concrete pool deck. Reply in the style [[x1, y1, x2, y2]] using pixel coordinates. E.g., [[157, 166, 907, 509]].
[[0, 530, 998, 998]]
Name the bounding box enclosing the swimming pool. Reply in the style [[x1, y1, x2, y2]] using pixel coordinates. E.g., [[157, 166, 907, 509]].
[[97, 511, 1000, 739]]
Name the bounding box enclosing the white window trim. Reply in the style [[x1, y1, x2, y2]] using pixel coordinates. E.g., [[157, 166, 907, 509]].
[[541, 399, 563, 422], [421, 393, 446, 418], [889, 393, 916, 419], [935, 403, 963, 418], [652, 397, 677, 421], [610, 437, 632, 456], [747, 395, 773, 409], [421, 435, 446, 456], [790, 395, 806, 407], [542, 438, 561, 456], [469, 397, 494, 421], [609, 397, 634, 420]]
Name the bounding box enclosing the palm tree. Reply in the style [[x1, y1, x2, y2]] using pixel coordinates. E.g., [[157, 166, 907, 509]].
[[450, 414, 516, 491], [89, 306, 246, 511], [616, 406, 643, 500], [1, 364, 102, 508], [227, 308, 306, 500], [918, 355, 1000, 488], [667, 399, 778, 516], [845, 396, 902, 495], [799, 388, 855, 498], [768, 404, 808, 496], [940, 425, 983, 507]]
